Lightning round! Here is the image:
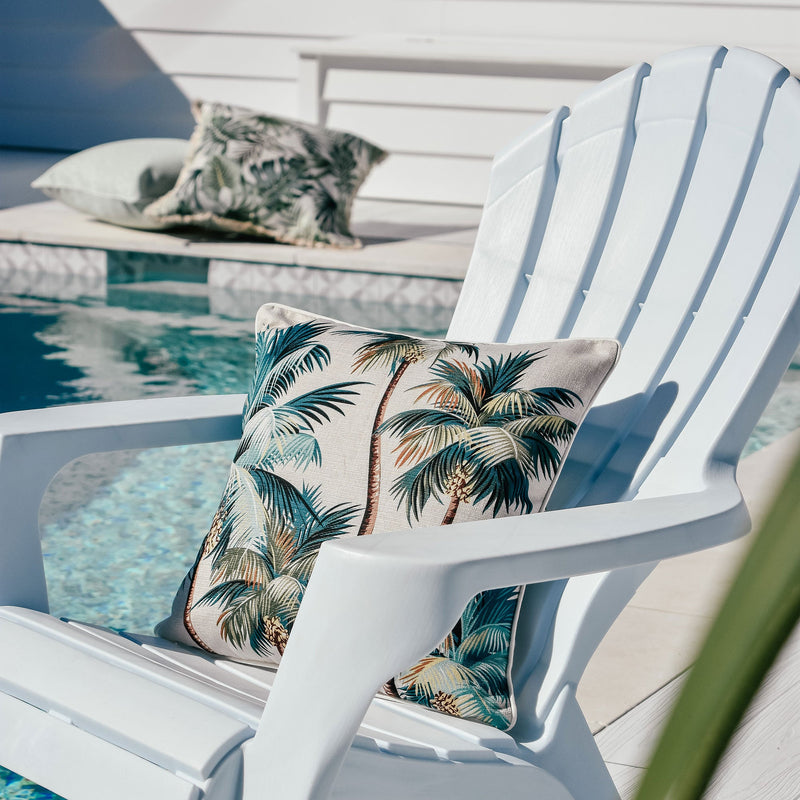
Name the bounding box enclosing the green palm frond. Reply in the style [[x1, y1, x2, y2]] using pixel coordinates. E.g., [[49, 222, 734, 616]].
[[523, 386, 582, 414], [251, 335, 331, 409], [237, 431, 322, 472], [293, 502, 361, 560], [281, 382, 366, 426], [245, 321, 333, 415], [520, 432, 564, 482], [461, 587, 520, 632], [209, 547, 274, 586], [434, 341, 480, 361], [239, 382, 366, 464], [248, 468, 320, 522], [447, 687, 510, 728], [502, 414, 577, 443], [456, 626, 511, 665], [308, 182, 339, 232], [414, 359, 485, 415], [462, 652, 509, 696], [344, 332, 424, 373], [327, 138, 358, 195], [476, 351, 546, 397], [379, 407, 469, 437], [235, 405, 279, 461], [390, 443, 466, 521], [462, 427, 537, 473], [194, 579, 253, 610], [396, 656, 477, 700], [469, 458, 533, 515], [262, 523, 299, 576], [380, 409, 468, 466], [200, 155, 239, 195], [217, 590, 263, 651], [214, 464, 273, 559], [259, 574, 305, 616], [480, 388, 579, 423], [283, 550, 318, 584], [217, 574, 305, 656]]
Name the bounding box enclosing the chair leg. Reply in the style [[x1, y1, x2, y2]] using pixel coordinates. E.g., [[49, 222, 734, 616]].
[[529, 686, 620, 800]]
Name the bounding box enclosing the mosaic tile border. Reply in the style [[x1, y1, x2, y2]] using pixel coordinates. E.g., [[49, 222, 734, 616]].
[[208, 259, 462, 308], [0, 242, 463, 309], [0, 242, 107, 300]]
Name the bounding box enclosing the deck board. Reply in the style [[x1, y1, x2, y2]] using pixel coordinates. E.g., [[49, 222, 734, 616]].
[[598, 622, 800, 798]]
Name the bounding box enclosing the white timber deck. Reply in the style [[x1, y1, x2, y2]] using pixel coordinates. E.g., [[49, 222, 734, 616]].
[[588, 430, 800, 798]]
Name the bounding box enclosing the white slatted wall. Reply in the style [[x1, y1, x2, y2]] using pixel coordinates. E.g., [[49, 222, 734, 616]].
[[1, 0, 798, 205]]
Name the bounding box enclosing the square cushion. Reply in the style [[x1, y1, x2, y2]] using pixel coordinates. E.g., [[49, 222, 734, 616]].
[[143, 101, 387, 248], [31, 138, 189, 230], [157, 304, 619, 728]]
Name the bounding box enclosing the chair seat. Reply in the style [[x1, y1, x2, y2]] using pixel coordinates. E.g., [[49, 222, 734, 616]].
[[0, 607, 525, 784]]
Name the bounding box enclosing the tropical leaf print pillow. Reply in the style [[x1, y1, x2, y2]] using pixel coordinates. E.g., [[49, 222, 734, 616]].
[[157, 304, 619, 730], [144, 101, 386, 248]]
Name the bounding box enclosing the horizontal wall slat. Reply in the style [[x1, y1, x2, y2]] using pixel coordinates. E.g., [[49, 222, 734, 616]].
[[172, 76, 298, 117], [441, 2, 800, 52], [359, 154, 492, 205], [0, 109, 193, 151], [11, 0, 800, 29], [324, 69, 597, 111], [326, 102, 544, 157], [102, 0, 442, 37], [3, 1, 127, 27], [0, 26, 157, 71], [0, 68, 192, 115], [132, 32, 318, 80]]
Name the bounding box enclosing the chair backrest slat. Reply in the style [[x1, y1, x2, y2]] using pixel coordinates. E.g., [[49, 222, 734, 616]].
[[508, 63, 648, 342], [553, 47, 787, 507], [634, 77, 800, 496], [448, 108, 566, 342], [447, 46, 800, 735], [650, 187, 800, 494], [569, 46, 723, 341]]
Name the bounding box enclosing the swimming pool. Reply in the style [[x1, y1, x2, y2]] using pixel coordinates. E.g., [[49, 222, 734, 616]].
[[0, 258, 456, 800], [1, 258, 799, 799]]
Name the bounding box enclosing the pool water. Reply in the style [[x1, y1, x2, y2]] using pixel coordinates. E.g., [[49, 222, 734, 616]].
[[1, 262, 799, 799], [0, 265, 454, 800]]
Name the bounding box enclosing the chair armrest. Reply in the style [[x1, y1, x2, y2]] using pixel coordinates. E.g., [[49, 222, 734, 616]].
[[0, 394, 244, 611], [245, 467, 749, 800]]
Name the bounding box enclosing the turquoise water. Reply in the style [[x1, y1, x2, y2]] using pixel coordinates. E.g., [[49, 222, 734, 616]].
[[0, 262, 799, 798], [0, 264, 452, 800]]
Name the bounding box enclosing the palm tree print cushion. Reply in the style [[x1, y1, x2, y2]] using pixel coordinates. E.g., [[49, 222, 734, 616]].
[[157, 304, 619, 729], [143, 101, 386, 248]]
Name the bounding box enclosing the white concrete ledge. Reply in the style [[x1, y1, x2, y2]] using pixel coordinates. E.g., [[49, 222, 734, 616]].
[[0, 200, 479, 281]]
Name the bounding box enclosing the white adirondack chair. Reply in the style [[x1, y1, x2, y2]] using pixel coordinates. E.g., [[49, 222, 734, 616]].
[[1, 45, 799, 800]]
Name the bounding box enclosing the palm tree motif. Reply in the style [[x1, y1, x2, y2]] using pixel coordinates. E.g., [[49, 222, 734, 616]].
[[382, 351, 582, 526], [195, 477, 359, 657], [393, 587, 520, 728], [340, 332, 478, 537], [184, 319, 366, 649]]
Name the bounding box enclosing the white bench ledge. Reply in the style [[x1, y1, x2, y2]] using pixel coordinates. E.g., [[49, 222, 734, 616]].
[[297, 34, 688, 72]]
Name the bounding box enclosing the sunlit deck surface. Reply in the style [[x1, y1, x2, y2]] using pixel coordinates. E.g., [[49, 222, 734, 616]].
[[587, 430, 800, 798]]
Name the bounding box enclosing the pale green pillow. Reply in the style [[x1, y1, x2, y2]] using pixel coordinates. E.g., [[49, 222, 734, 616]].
[[32, 138, 189, 230]]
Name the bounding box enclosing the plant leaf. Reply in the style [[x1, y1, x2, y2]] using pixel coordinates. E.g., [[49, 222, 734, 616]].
[[635, 448, 800, 800]]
